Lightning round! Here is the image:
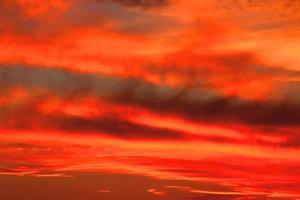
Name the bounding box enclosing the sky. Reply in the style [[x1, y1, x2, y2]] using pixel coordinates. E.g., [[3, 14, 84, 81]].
[[0, 0, 300, 199]]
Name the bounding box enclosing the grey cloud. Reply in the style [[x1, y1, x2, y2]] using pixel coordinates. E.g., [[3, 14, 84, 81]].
[[2, 64, 300, 130], [0, 0, 178, 37]]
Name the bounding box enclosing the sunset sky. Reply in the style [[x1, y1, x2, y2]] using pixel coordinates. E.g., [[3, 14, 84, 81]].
[[1, 0, 300, 199]]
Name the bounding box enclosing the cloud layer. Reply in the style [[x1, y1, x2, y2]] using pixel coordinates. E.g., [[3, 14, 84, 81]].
[[1, 0, 300, 199]]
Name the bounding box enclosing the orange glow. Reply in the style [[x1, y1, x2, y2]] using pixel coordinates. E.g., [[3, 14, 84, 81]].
[[1, 0, 300, 199]]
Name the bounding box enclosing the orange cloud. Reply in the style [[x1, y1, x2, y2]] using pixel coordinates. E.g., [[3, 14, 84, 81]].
[[1, 0, 300, 199]]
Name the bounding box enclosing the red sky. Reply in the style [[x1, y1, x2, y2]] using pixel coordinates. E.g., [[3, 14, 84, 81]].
[[1, 0, 300, 199]]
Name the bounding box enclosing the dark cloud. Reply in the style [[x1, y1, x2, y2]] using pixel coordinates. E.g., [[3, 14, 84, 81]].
[[0, 94, 184, 140], [0, 98, 284, 145], [280, 136, 300, 147], [0, 0, 176, 37], [50, 115, 184, 140], [1, 64, 300, 129], [0, 102, 246, 143], [122, 94, 300, 127]]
